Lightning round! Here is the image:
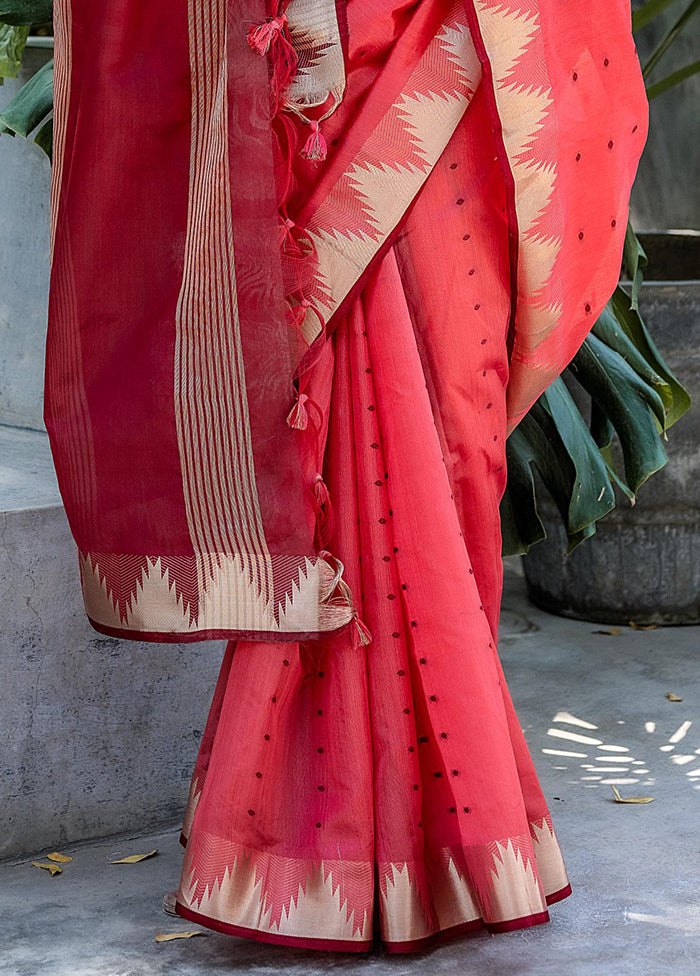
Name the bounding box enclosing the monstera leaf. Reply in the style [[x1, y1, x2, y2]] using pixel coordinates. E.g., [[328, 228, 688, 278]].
[[0, 52, 51, 152]]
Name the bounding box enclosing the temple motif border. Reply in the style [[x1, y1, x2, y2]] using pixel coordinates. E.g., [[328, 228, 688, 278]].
[[78, 549, 358, 641], [175, 815, 571, 951]]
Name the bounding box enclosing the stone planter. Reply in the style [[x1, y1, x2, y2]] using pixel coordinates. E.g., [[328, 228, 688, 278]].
[[522, 231, 700, 625]]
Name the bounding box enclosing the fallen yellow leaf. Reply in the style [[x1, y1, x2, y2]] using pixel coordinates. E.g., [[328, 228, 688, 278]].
[[47, 852, 72, 863], [592, 627, 623, 636], [31, 861, 63, 876], [610, 784, 655, 804], [628, 620, 658, 631], [109, 849, 158, 864], [666, 693, 683, 702], [155, 931, 208, 943]]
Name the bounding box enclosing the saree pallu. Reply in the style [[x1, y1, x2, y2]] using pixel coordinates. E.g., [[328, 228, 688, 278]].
[[46, 0, 648, 954]]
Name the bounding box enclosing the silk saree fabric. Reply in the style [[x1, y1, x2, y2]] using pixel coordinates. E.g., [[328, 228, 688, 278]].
[[45, 0, 648, 954]]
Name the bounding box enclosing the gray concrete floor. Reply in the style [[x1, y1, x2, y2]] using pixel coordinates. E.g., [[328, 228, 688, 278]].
[[2, 563, 699, 976]]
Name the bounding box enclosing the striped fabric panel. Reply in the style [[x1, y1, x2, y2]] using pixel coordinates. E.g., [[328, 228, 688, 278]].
[[49, 0, 72, 262], [45, 244, 98, 540], [174, 0, 273, 618], [46, 0, 98, 542]]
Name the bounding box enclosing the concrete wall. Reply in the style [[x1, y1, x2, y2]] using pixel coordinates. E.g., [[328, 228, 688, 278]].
[[0, 498, 224, 860], [0, 428, 224, 860], [0, 46, 52, 431], [630, 1, 700, 231]]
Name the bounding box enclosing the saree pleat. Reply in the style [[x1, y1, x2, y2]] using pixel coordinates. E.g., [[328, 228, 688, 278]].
[[175, 96, 570, 947]]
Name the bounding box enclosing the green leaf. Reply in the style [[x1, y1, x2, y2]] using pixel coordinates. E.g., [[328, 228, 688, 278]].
[[592, 303, 673, 414], [632, 0, 684, 32], [0, 1, 52, 25], [589, 397, 637, 501], [500, 428, 547, 556], [33, 111, 50, 156], [537, 378, 616, 535], [514, 402, 598, 553], [610, 285, 691, 428], [589, 399, 615, 450], [568, 333, 668, 494], [516, 406, 576, 529], [641, 0, 700, 79], [0, 53, 52, 136], [0, 22, 28, 79], [622, 221, 647, 311], [646, 58, 700, 98], [599, 442, 637, 503]]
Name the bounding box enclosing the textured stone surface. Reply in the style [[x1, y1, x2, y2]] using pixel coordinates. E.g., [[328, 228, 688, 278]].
[[0, 46, 52, 432], [1, 565, 698, 975], [630, 2, 700, 232], [0, 423, 60, 509], [0, 432, 224, 857]]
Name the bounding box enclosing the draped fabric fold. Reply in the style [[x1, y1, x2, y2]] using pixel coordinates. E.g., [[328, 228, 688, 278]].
[[46, 0, 647, 644], [46, 0, 647, 954]]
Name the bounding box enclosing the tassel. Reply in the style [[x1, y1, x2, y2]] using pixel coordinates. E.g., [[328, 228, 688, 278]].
[[317, 551, 371, 646], [286, 387, 323, 434], [278, 216, 295, 248], [292, 297, 312, 328], [354, 615, 373, 647], [317, 549, 342, 591], [247, 11, 298, 108], [247, 14, 287, 56], [300, 120, 327, 162], [313, 475, 335, 548], [286, 392, 309, 430]]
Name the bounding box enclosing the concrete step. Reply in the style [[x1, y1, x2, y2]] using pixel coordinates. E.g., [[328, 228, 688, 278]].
[[2, 574, 699, 973], [0, 423, 223, 859]]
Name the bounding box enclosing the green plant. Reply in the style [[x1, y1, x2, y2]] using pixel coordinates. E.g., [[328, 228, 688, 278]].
[[0, 2, 52, 144], [0, 23, 29, 85]]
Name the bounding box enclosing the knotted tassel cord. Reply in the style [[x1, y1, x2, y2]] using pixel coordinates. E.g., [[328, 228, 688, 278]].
[[312, 473, 336, 550], [300, 119, 328, 162], [285, 388, 324, 434], [318, 551, 373, 649], [246, 13, 286, 55], [248, 1, 368, 646], [278, 215, 296, 248], [246, 8, 297, 113]]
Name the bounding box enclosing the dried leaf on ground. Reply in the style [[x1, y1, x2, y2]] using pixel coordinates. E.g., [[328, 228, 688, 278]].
[[610, 784, 655, 804], [47, 852, 72, 863], [31, 861, 63, 876], [109, 849, 158, 864], [666, 692, 683, 702], [628, 620, 658, 630], [155, 931, 208, 943], [592, 627, 623, 636]]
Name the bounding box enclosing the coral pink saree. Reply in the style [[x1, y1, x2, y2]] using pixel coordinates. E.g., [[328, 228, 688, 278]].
[[46, 0, 647, 954]]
